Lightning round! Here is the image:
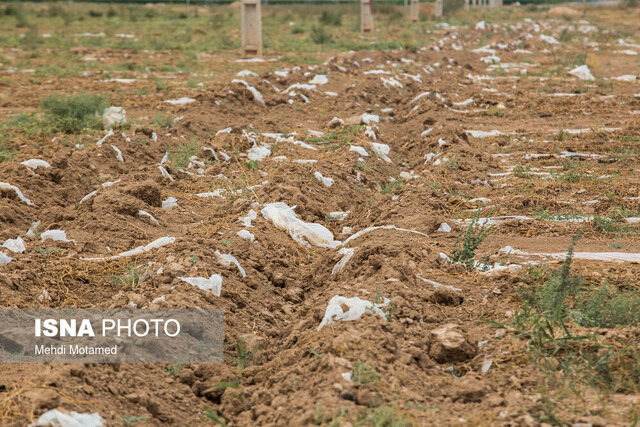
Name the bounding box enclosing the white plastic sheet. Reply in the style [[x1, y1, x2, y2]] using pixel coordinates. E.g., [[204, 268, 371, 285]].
[[162, 197, 179, 210], [0, 181, 34, 206], [261, 202, 340, 248], [239, 210, 258, 227], [309, 74, 328, 85], [32, 409, 104, 427], [41, 230, 76, 245], [138, 210, 159, 225], [350, 145, 369, 157], [111, 145, 124, 163], [82, 236, 175, 261], [21, 159, 51, 170], [332, 247, 355, 274], [318, 295, 389, 331], [164, 97, 196, 105], [500, 246, 640, 263], [2, 237, 25, 253], [102, 106, 126, 129], [215, 250, 246, 277], [569, 65, 594, 81], [361, 113, 379, 124], [371, 143, 392, 163], [178, 275, 222, 296], [232, 79, 265, 105], [0, 251, 14, 266], [248, 145, 271, 161], [237, 229, 255, 242], [314, 171, 334, 187]]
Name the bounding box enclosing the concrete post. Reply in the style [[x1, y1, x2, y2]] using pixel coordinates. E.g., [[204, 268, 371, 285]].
[[241, 0, 262, 56], [361, 0, 374, 33], [435, 0, 443, 17], [410, 0, 419, 22]]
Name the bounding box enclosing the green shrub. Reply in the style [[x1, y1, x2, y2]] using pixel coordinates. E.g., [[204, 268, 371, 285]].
[[451, 212, 493, 269], [41, 93, 108, 134], [319, 11, 342, 26], [520, 234, 583, 323], [513, 233, 640, 396], [310, 25, 331, 45], [573, 283, 640, 328]]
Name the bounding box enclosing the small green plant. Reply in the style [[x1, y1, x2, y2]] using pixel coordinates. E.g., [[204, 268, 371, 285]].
[[319, 11, 342, 26], [165, 362, 183, 376], [445, 159, 461, 170], [120, 415, 149, 425], [203, 407, 226, 426], [0, 139, 11, 163], [594, 215, 635, 236], [110, 263, 145, 288], [352, 361, 379, 384], [314, 404, 347, 426], [356, 405, 409, 426], [187, 78, 200, 89], [513, 163, 530, 178], [28, 220, 42, 239], [381, 179, 404, 195], [233, 337, 260, 372], [36, 247, 59, 255], [533, 209, 587, 222], [309, 125, 362, 146], [557, 160, 584, 183], [451, 212, 493, 269], [355, 161, 371, 171], [155, 78, 167, 91], [520, 232, 583, 324], [41, 93, 109, 134], [170, 138, 198, 169], [245, 160, 259, 170], [309, 347, 323, 361], [310, 25, 331, 45], [369, 291, 396, 322], [572, 282, 640, 328], [485, 108, 505, 117], [151, 112, 174, 128]]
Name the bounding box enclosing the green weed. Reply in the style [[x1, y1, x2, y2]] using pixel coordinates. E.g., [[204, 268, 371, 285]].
[[381, 179, 404, 195], [352, 361, 379, 385], [151, 112, 174, 128], [120, 415, 149, 425], [451, 212, 493, 269], [233, 337, 260, 372], [310, 25, 331, 45], [170, 138, 198, 169], [41, 93, 108, 134], [110, 263, 145, 288]]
